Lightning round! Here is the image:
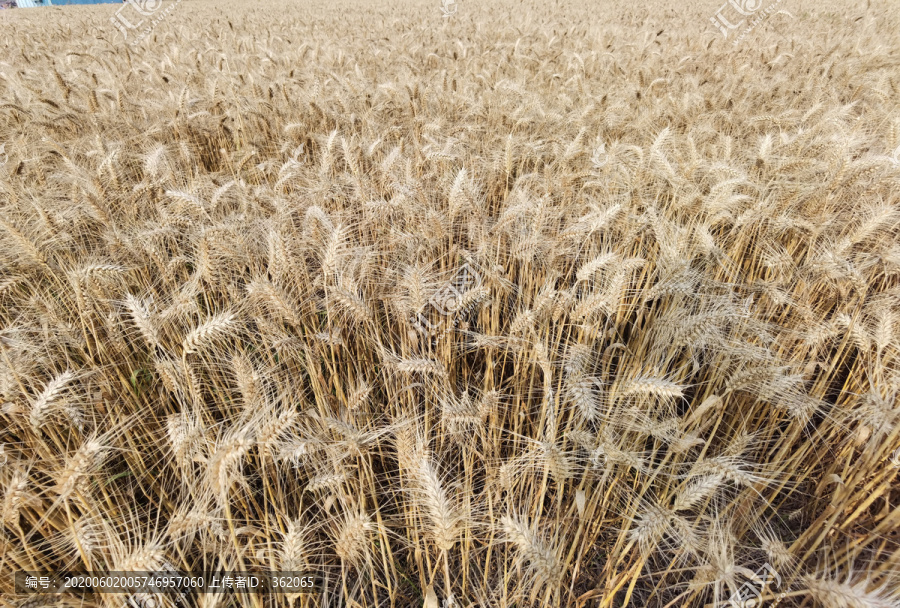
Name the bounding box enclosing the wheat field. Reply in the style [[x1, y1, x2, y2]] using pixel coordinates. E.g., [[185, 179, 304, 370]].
[[1, 0, 899, 606]]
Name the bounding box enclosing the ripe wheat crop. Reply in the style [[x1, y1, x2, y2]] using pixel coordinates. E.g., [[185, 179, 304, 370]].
[[1, 0, 899, 606]]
